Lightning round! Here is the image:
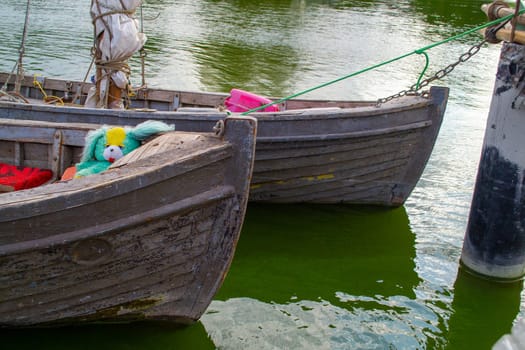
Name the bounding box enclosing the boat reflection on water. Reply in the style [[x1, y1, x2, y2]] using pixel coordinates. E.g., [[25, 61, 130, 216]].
[[201, 203, 430, 349]]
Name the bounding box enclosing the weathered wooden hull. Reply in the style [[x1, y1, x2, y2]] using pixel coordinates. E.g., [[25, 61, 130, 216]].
[[0, 116, 257, 327], [0, 73, 448, 205]]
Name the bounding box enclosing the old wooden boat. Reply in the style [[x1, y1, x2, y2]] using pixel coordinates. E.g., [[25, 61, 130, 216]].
[[0, 73, 448, 206], [0, 115, 257, 327]]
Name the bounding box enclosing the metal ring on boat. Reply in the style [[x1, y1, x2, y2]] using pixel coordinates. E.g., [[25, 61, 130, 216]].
[[213, 119, 225, 137]]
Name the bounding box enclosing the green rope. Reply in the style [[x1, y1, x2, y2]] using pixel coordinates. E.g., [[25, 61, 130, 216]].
[[415, 50, 429, 90], [240, 9, 525, 115]]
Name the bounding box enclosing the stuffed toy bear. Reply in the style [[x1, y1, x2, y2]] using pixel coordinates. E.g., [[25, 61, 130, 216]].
[[73, 120, 174, 178]]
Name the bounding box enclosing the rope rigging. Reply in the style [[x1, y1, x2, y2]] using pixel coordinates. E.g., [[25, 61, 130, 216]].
[[0, 0, 31, 104], [14, 0, 31, 95]]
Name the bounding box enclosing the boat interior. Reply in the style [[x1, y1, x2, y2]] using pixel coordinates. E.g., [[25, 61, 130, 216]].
[[0, 73, 376, 113], [0, 119, 94, 192]]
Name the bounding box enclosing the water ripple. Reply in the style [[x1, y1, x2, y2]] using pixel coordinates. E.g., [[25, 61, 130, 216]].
[[202, 295, 447, 350]]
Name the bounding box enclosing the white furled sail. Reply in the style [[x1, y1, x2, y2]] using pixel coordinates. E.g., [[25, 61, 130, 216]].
[[86, 0, 146, 109]]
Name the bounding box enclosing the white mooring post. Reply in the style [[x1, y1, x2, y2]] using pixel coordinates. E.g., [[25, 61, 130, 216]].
[[461, 41, 525, 281]]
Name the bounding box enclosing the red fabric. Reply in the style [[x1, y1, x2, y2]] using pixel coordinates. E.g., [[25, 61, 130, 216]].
[[0, 163, 53, 191]]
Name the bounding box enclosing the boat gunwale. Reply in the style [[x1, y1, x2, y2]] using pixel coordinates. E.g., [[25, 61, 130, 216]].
[[0, 126, 233, 220], [256, 120, 432, 143], [0, 74, 443, 123]]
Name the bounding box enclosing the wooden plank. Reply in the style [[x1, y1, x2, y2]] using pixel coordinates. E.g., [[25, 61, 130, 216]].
[[111, 132, 221, 167], [0, 191, 240, 325], [253, 132, 419, 160], [14, 142, 22, 166], [49, 130, 63, 180], [0, 197, 229, 303]]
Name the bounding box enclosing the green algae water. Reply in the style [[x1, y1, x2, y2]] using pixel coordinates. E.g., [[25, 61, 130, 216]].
[[1, 0, 524, 349]]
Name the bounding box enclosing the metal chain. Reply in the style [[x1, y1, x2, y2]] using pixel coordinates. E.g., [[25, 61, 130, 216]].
[[377, 38, 488, 105]]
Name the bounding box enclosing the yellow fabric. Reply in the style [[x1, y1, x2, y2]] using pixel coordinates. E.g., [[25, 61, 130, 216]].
[[106, 127, 126, 147]]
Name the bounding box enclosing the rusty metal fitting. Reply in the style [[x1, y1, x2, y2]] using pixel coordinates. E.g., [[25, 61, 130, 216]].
[[486, 1, 511, 21], [485, 24, 503, 43]]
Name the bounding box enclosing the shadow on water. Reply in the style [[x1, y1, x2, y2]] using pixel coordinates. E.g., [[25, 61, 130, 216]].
[[445, 268, 523, 350], [0, 321, 215, 350], [216, 203, 419, 303]]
